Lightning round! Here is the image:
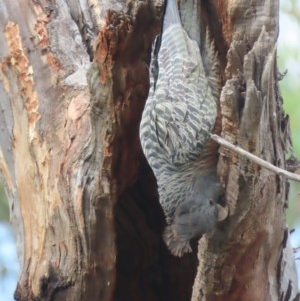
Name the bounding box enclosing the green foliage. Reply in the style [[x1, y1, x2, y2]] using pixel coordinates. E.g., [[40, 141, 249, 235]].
[[278, 44, 300, 156], [0, 182, 9, 221], [278, 4, 300, 227]]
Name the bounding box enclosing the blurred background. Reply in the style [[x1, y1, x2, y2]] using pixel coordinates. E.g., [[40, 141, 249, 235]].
[[1, 1, 300, 300], [280, 0, 300, 288]]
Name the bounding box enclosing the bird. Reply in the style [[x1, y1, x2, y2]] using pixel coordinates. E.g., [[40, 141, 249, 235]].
[[139, 0, 226, 257]]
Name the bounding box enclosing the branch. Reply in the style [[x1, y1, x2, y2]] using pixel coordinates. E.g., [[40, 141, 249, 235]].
[[211, 134, 300, 182]]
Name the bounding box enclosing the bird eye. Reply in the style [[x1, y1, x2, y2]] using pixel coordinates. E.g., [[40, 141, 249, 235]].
[[209, 199, 215, 206]]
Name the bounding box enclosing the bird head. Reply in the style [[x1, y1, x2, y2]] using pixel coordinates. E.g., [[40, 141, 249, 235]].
[[163, 173, 227, 257]]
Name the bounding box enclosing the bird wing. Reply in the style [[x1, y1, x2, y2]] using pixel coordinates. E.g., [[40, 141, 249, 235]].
[[149, 28, 215, 165]]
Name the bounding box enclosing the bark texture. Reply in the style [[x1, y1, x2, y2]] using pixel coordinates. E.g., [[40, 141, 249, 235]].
[[0, 0, 298, 301], [192, 1, 299, 301]]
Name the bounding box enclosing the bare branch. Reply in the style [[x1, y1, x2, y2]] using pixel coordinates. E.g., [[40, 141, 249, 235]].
[[211, 134, 300, 182]]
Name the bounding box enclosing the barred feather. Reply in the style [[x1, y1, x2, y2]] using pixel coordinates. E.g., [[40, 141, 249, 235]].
[[139, 0, 222, 256]]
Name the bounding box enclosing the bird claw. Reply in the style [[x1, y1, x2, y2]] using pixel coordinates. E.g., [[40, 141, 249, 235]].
[[163, 225, 192, 257]]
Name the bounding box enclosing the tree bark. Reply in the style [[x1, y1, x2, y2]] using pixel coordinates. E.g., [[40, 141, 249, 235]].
[[191, 1, 299, 301], [0, 0, 298, 301]]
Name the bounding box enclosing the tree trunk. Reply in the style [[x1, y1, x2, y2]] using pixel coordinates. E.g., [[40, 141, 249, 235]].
[[0, 0, 298, 301]]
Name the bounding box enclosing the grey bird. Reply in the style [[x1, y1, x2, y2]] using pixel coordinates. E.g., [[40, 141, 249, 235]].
[[140, 0, 227, 257]]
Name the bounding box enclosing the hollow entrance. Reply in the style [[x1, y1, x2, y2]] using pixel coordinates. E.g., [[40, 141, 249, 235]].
[[114, 163, 198, 301]]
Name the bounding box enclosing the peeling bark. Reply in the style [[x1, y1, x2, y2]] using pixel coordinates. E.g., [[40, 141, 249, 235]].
[[192, 1, 299, 301], [0, 0, 298, 301]]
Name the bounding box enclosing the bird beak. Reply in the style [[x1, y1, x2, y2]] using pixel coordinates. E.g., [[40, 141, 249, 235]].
[[216, 204, 228, 221]]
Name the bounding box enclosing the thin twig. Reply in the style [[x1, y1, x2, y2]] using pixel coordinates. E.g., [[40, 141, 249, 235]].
[[210, 134, 300, 182]]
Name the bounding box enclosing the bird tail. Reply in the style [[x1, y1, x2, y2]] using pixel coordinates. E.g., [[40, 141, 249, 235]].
[[163, 0, 181, 29]]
